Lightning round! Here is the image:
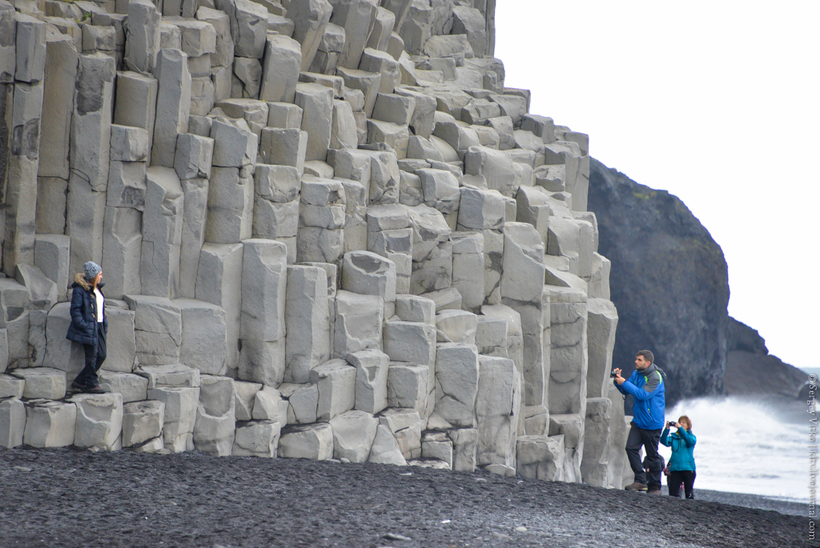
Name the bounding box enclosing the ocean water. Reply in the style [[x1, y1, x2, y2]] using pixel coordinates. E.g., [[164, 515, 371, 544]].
[[660, 396, 811, 502]]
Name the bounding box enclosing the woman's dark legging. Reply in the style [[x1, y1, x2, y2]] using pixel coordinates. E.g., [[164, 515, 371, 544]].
[[668, 470, 696, 499], [73, 323, 107, 388]]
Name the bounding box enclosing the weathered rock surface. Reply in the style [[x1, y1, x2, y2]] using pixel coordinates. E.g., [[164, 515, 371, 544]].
[[0, 0, 630, 490]]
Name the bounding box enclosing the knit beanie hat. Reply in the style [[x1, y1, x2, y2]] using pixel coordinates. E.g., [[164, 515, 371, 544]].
[[84, 261, 102, 280]]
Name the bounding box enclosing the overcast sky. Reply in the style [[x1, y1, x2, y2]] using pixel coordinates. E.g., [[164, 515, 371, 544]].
[[495, 1, 819, 372]]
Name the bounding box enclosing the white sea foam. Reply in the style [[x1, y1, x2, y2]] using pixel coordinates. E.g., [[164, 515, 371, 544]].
[[660, 396, 809, 502]]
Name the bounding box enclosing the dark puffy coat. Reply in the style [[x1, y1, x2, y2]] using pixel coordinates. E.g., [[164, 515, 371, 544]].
[[65, 273, 107, 346]]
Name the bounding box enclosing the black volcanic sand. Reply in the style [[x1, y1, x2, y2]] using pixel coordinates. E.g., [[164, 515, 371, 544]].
[[0, 448, 812, 548]]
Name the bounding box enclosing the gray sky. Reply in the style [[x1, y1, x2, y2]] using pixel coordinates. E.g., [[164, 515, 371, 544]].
[[495, 1, 819, 371]]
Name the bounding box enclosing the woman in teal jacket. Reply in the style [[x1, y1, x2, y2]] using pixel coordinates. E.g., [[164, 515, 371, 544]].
[[661, 415, 697, 499]]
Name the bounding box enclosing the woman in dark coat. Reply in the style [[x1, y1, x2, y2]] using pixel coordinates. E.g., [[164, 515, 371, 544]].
[[66, 261, 108, 393]]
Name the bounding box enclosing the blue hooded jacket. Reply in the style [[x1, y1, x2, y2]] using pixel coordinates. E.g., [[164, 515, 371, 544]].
[[615, 363, 666, 430], [661, 426, 696, 471]]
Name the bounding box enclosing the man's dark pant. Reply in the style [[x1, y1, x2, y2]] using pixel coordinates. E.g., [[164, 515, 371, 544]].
[[626, 423, 662, 488], [73, 324, 107, 388], [668, 470, 696, 499]]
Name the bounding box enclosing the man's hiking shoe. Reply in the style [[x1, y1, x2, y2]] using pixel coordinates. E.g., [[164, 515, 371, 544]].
[[648, 488, 663, 495], [70, 381, 87, 392], [625, 482, 648, 491]]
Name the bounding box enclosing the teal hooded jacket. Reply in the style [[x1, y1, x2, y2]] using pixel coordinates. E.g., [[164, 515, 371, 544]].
[[661, 426, 697, 471]]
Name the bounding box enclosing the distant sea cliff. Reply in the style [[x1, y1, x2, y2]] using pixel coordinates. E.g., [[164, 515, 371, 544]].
[[588, 159, 803, 405]]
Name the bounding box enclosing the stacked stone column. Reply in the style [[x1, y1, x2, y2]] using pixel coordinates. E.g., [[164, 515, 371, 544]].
[[0, 0, 628, 489], [4, 12, 45, 275]]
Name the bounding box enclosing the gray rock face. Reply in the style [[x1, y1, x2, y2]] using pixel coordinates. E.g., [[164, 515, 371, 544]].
[[214, 0, 267, 59], [65, 52, 117, 277], [151, 49, 191, 168], [517, 434, 564, 481], [379, 407, 421, 460], [233, 420, 280, 457], [24, 400, 76, 448], [206, 166, 254, 244], [11, 367, 66, 399], [175, 299, 228, 375], [137, 363, 200, 389], [260, 35, 301, 103], [43, 303, 82, 376], [328, 0, 378, 70], [0, 3, 17, 84], [501, 223, 548, 414], [195, 243, 243, 370], [194, 375, 236, 456], [284, 265, 330, 383], [39, 29, 76, 181], [240, 239, 288, 342], [122, 400, 165, 448], [475, 355, 520, 467], [587, 298, 617, 399], [279, 422, 333, 460], [147, 385, 199, 452], [580, 397, 610, 488], [286, 0, 333, 72], [546, 288, 587, 417], [1, 397, 25, 448], [434, 343, 478, 428], [368, 422, 406, 465], [125, 0, 161, 73], [333, 290, 383, 358], [329, 409, 378, 462], [179, 176, 209, 298], [34, 235, 70, 297], [99, 372, 148, 404], [341, 251, 396, 303], [70, 392, 123, 450], [69, 57, 114, 196], [588, 159, 728, 405], [349, 349, 388, 415], [141, 168, 184, 299], [310, 358, 356, 421], [0, 0, 634, 490], [102, 304, 137, 373], [124, 295, 182, 366]]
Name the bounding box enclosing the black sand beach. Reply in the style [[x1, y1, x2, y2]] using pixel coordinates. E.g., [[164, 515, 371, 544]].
[[0, 447, 811, 548]]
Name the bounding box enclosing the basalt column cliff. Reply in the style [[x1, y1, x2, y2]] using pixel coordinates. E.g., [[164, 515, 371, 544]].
[[0, 0, 627, 488]]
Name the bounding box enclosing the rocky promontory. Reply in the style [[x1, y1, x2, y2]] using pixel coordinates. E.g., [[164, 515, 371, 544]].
[[588, 159, 729, 405], [588, 158, 808, 406], [725, 316, 806, 400]]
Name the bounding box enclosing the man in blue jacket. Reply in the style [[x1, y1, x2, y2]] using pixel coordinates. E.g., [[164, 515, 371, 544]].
[[613, 349, 666, 494]]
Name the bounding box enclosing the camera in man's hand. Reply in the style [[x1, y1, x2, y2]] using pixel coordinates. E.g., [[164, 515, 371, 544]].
[[611, 371, 618, 378], [668, 421, 677, 427]]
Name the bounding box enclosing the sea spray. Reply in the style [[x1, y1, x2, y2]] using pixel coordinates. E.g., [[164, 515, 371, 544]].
[[662, 396, 807, 502]]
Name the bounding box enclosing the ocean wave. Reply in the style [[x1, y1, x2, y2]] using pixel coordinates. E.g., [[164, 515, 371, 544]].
[[660, 396, 809, 501]]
